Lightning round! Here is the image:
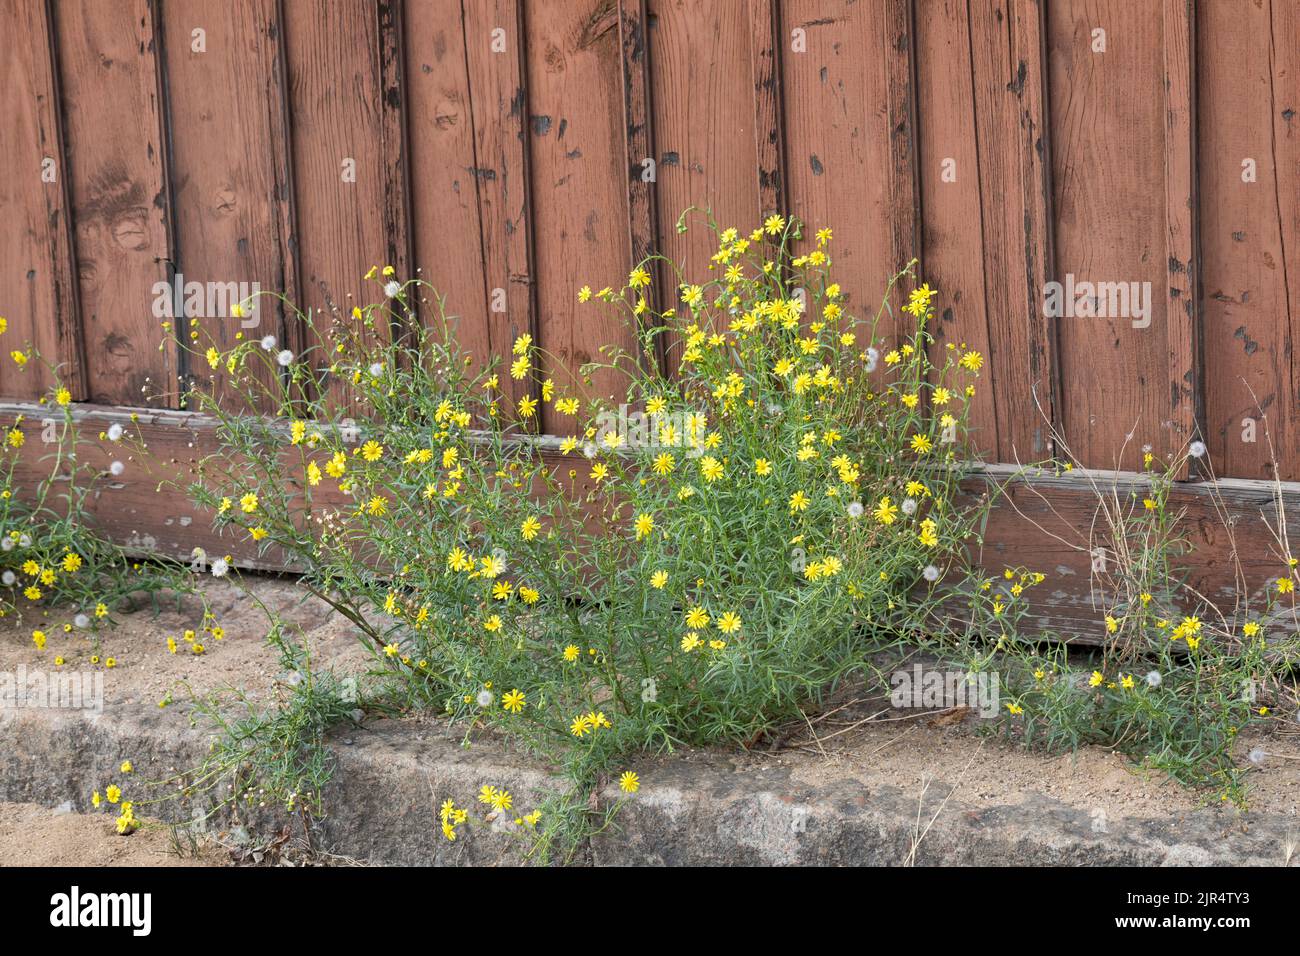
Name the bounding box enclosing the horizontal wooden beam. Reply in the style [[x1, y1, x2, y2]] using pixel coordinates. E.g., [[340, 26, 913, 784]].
[[4, 403, 1296, 645]]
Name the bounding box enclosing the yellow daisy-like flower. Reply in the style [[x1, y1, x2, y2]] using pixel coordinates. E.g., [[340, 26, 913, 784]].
[[650, 570, 668, 589], [634, 513, 655, 540], [619, 771, 640, 793], [502, 689, 526, 714], [716, 611, 742, 634], [788, 491, 810, 514]]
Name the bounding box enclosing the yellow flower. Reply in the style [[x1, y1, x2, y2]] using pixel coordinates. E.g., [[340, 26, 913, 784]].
[[716, 611, 742, 634], [650, 570, 668, 589], [619, 771, 640, 793], [699, 456, 724, 482], [1088, 671, 1104, 688], [570, 714, 593, 737], [959, 350, 984, 372], [1278, 578, 1294, 594], [502, 689, 526, 714], [61, 553, 82, 573], [754, 458, 772, 476], [685, 607, 710, 629], [788, 490, 810, 514], [874, 497, 899, 525], [521, 516, 542, 541], [563, 644, 580, 662], [483, 615, 502, 632], [910, 433, 933, 455], [239, 492, 259, 514], [652, 452, 675, 476], [634, 513, 655, 540], [361, 440, 384, 461]]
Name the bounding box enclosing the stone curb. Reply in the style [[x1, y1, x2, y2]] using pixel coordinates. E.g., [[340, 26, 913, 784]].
[[1, 704, 1293, 866]]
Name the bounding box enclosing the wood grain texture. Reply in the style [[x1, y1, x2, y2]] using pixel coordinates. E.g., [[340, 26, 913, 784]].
[[282, 0, 406, 410], [523, 0, 636, 431], [780, 0, 920, 350], [463, 0, 538, 418], [162, 0, 299, 410], [618, 0, 664, 370], [0, 0, 84, 401], [404, 0, 493, 375], [54, 0, 176, 407], [1046, 0, 1198, 472], [1199, 0, 1300, 481], [648, 0, 765, 371], [917, 0, 1057, 465]]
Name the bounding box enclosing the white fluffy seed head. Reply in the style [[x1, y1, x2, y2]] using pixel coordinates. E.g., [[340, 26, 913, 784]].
[[1144, 671, 1162, 688], [383, 281, 402, 298], [109, 461, 125, 477], [1, 571, 14, 585], [901, 497, 918, 516], [847, 501, 865, 519], [1248, 747, 1267, 766], [369, 362, 384, 378], [922, 564, 940, 582], [476, 689, 493, 708], [1189, 440, 1207, 459], [106, 423, 124, 442], [260, 335, 277, 351], [74, 614, 90, 629], [276, 349, 294, 367], [210, 558, 230, 578]]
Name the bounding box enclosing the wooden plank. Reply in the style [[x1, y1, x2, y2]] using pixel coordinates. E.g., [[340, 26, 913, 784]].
[[747, 0, 785, 219], [780, 0, 920, 350], [522, 0, 636, 432], [54, 0, 176, 407], [0, 0, 85, 401], [462, 0, 537, 420], [404, 0, 493, 375], [647, 0, 768, 373], [5, 400, 1297, 647], [1046, 0, 1198, 472], [917, 0, 1057, 465], [1198, 0, 1300, 481], [617, 0, 663, 370], [281, 0, 406, 410], [915, 0, 998, 457], [162, 0, 299, 411]]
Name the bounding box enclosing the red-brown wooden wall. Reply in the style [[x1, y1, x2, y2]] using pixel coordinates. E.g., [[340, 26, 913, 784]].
[[2, 0, 1298, 476]]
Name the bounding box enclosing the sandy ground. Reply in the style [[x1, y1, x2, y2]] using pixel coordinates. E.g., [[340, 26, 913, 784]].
[[1, 574, 1297, 865], [0, 802, 225, 866]]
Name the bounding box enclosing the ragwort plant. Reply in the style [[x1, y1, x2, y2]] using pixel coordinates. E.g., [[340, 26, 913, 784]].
[[168, 213, 991, 855], [0, 336, 212, 665], [953, 440, 1300, 807]]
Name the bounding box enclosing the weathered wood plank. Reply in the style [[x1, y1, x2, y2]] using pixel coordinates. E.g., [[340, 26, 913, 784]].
[[648, 0, 764, 369], [282, 0, 404, 410], [162, 0, 299, 411], [1198, 0, 1300, 482], [4, 401, 1297, 647], [522, 0, 636, 431], [617, 0, 663, 370], [462, 0, 537, 419], [1046, 0, 1197, 472], [404, 0, 493, 376], [54, 0, 176, 407], [780, 0, 920, 350], [0, 0, 85, 401], [917, 0, 1058, 466]]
